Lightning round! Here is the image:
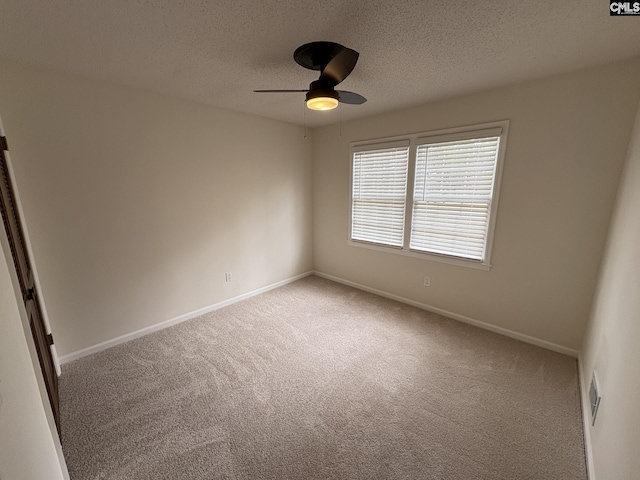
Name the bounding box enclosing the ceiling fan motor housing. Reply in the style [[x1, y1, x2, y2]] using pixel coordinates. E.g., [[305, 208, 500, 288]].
[[294, 41, 345, 71], [306, 80, 339, 102]]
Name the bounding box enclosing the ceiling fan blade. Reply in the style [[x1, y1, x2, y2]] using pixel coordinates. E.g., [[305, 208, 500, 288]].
[[337, 90, 367, 105], [320, 48, 359, 87], [253, 89, 309, 93]]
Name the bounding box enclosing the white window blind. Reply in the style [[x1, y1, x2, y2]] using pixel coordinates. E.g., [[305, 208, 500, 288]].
[[351, 145, 409, 247], [410, 135, 501, 260]]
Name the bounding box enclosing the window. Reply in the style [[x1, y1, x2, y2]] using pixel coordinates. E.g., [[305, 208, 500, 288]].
[[351, 142, 409, 247], [349, 121, 508, 270]]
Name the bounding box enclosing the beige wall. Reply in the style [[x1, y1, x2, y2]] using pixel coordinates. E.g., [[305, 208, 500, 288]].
[[0, 58, 313, 356], [580, 98, 640, 479], [0, 230, 68, 479], [313, 58, 640, 351]]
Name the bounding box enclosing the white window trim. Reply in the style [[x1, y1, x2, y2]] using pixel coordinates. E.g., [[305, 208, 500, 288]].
[[348, 120, 509, 271]]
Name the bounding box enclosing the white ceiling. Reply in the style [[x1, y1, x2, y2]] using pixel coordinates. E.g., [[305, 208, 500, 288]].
[[1, 0, 639, 127]]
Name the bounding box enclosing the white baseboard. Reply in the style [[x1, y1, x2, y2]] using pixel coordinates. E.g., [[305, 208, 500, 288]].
[[313, 271, 580, 358], [578, 354, 596, 480], [60, 268, 579, 361], [50, 344, 62, 377], [59, 271, 314, 365]]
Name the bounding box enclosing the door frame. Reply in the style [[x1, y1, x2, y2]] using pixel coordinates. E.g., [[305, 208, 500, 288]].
[[0, 113, 64, 434], [0, 118, 61, 376]]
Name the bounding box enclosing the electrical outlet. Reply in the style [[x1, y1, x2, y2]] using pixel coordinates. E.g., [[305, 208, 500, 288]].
[[423, 276, 431, 287], [225, 272, 232, 282]]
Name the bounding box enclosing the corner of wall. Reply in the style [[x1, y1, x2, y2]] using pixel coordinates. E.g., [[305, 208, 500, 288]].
[[577, 353, 596, 480]]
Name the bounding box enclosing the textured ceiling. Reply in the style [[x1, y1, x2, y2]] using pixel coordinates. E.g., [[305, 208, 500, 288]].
[[1, 0, 639, 127]]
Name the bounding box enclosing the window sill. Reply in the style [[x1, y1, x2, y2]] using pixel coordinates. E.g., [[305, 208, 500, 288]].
[[347, 240, 492, 271]]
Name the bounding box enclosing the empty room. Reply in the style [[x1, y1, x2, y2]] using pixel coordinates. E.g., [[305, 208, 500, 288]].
[[1, 1, 640, 479]]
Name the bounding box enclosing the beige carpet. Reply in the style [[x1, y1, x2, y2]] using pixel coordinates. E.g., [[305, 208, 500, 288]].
[[60, 275, 587, 479]]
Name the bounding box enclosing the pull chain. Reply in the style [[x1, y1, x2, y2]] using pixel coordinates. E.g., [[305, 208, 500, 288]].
[[303, 99, 307, 139]]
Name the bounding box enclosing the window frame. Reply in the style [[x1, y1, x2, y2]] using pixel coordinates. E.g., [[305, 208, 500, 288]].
[[351, 139, 411, 248], [348, 120, 509, 271]]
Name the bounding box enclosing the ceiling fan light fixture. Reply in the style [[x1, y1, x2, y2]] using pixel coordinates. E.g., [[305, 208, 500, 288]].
[[306, 89, 339, 111], [254, 42, 366, 109]]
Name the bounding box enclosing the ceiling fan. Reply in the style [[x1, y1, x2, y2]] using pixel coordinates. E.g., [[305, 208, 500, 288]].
[[254, 41, 367, 111]]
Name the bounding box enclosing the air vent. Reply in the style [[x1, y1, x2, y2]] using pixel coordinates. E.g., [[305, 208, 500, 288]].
[[589, 371, 601, 426]]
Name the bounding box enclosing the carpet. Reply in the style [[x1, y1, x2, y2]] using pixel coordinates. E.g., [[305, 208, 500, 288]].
[[60, 275, 587, 479]]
